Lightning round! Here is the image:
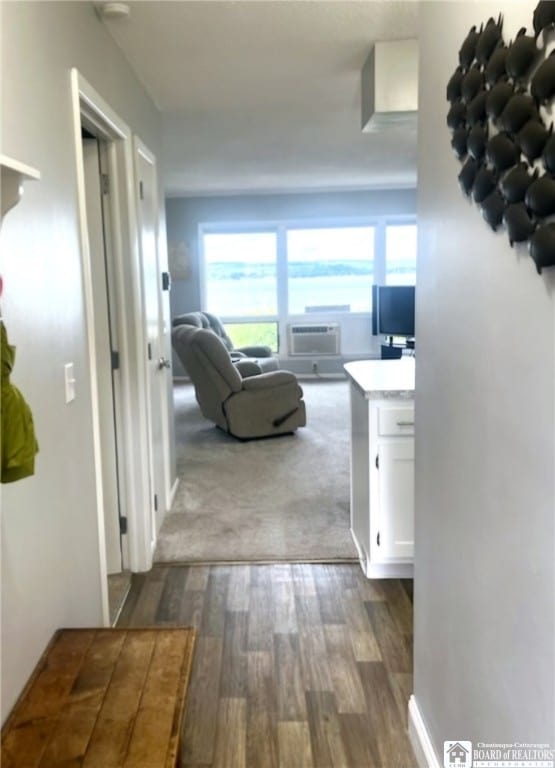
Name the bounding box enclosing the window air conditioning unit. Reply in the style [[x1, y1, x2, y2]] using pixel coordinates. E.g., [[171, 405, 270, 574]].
[[288, 324, 341, 356]]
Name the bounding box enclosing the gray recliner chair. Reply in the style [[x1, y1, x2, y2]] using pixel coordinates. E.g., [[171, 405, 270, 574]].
[[172, 325, 306, 439], [172, 311, 279, 374]]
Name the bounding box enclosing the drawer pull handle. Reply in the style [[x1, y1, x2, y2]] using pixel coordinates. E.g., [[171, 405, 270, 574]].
[[396, 420, 415, 427]]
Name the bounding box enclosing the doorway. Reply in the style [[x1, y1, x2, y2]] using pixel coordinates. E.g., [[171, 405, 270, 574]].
[[71, 69, 162, 624], [134, 139, 173, 538], [81, 134, 129, 621], [81, 134, 124, 576]]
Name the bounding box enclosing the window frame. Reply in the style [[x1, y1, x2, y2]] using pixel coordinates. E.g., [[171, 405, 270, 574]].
[[384, 220, 418, 286], [198, 214, 417, 333]]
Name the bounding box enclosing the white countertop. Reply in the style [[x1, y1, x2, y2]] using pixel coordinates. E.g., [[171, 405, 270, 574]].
[[344, 358, 415, 399]]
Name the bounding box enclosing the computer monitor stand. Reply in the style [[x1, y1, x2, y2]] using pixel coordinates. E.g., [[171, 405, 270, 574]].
[[381, 344, 402, 360], [381, 336, 403, 360]]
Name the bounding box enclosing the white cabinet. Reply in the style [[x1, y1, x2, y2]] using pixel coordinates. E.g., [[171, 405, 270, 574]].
[[345, 360, 415, 579], [374, 413, 415, 561]]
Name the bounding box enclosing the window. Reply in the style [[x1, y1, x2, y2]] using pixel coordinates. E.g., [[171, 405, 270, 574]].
[[225, 321, 279, 352], [200, 217, 416, 350], [203, 231, 277, 317], [286, 227, 374, 314], [385, 224, 417, 285]]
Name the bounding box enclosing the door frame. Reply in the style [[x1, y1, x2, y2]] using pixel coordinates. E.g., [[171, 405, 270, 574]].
[[81, 136, 123, 576], [133, 137, 173, 517], [70, 69, 155, 622]]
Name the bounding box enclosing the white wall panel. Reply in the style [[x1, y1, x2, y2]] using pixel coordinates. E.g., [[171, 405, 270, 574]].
[[0, 1, 166, 720], [414, 0, 555, 756]]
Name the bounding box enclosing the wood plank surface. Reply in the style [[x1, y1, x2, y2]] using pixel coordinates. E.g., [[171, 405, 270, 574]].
[[117, 563, 417, 768], [1, 628, 195, 768]]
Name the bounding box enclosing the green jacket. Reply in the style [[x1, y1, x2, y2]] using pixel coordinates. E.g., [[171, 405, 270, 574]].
[[1, 320, 39, 483]]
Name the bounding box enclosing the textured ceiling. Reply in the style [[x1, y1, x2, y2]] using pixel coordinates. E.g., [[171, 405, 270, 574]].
[[101, 1, 419, 195]]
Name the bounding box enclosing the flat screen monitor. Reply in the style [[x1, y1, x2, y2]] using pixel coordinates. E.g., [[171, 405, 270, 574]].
[[372, 285, 415, 338]]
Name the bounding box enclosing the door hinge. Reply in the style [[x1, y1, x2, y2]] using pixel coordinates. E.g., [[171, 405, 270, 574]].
[[377, 531, 380, 547], [161, 271, 171, 291], [139, 180, 144, 200], [147, 342, 152, 360], [111, 350, 120, 370], [101, 173, 110, 195], [375, 454, 379, 470], [154, 493, 158, 512], [119, 516, 128, 535]]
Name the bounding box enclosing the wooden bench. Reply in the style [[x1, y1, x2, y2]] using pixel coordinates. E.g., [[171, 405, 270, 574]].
[[1, 627, 196, 767]]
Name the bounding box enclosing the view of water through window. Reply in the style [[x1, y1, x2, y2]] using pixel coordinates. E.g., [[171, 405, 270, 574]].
[[386, 224, 417, 285], [286, 227, 374, 313], [204, 231, 278, 316], [203, 223, 416, 319]]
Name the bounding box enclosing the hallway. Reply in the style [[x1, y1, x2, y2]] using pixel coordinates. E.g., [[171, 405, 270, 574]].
[[117, 563, 417, 768]]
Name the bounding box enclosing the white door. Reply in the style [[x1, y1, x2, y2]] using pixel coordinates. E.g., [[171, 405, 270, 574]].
[[377, 440, 415, 560], [82, 137, 122, 574], [135, 142, 168, 537]]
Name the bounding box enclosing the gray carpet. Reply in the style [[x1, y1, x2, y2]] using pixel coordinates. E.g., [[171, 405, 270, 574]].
[[154, 378, 357, 563]]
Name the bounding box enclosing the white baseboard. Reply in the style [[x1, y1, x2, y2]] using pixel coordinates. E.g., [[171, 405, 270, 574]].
[[408, 695, 441, 768]]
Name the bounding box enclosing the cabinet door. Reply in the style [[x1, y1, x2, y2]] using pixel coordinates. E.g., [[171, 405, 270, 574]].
[[377, 440, 414, 560]]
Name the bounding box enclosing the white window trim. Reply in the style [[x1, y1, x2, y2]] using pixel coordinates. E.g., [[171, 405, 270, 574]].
[[198, 214, 417, 329]]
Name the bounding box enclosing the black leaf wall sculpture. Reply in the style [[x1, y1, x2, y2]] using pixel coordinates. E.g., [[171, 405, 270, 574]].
[[500, 91, 538, 134], [531, 50, 555, 103], [468, 124, 488, 160], [447, 1, 555, 275], [447, 100, 467, 129], [486, 132, 520, 173], [475, 15, 504, 66], [452, 126, 470, 159], [467, 90, 488, 124], [485, 45, 509, 85], [500, 162, 538, 203], [473, 166, 498, 203], [516, 119, 551, 161], [480, 189, 506, 230], [459, 25, 481, 68], [505, 28, 538, 79], [524, 174, 555, 217], [542, 132, 555, 173], [458, 157, 479, 196], [447, 67, 465, 102], [485, 80, 515, 120], [533, 1, 555, 38], [504, 203, 536, 245], [461, 65, 485, 102], [529, 223, 555, 272]]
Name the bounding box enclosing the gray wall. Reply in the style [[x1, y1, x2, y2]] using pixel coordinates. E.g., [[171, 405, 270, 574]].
[[414, 0, 554, 756], [166, 189, 416, 374], [1, 1, 168, 720]]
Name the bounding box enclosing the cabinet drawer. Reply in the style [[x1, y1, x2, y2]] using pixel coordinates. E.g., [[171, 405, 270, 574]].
[[378, 405, 415, 436]]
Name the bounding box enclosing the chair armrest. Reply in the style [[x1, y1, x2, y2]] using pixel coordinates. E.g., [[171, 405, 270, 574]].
[[241, 371, 299, 391], [234, 359, 262, 378], [237, 345, 273, 357]]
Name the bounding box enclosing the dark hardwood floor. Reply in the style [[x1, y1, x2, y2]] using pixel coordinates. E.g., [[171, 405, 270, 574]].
[[117, 563, 417, 768]]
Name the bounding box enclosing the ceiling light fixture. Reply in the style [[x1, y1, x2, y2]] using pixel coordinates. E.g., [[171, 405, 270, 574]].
[[99, 2, 130, 20]]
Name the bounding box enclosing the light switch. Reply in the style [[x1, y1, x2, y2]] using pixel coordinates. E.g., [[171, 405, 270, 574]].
[[64, 363, 76, 403]]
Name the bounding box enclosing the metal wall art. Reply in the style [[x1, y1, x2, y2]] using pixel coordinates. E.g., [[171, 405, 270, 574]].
[[447, 3, 555, 273]]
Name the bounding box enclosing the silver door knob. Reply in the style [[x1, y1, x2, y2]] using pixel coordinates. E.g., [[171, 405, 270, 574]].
[[158, 357, 171, 370]]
